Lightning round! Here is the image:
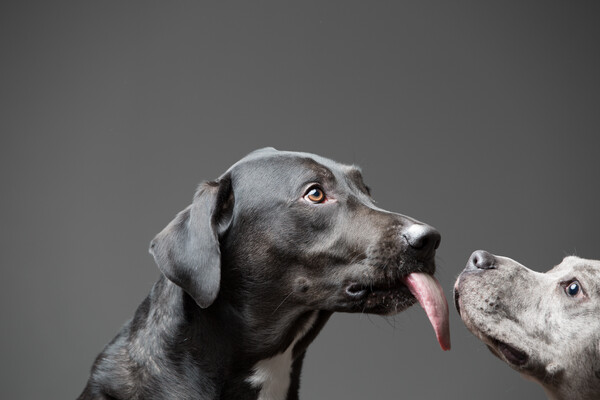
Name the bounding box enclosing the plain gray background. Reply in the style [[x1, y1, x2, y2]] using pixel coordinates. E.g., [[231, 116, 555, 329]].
[[2, 1, 599, 399]]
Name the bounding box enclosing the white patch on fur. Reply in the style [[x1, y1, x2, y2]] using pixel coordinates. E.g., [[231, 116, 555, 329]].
[[247, 312, 318, 400]]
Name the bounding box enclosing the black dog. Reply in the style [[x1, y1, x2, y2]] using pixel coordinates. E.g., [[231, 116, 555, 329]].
[[79, 148, 450, 400]]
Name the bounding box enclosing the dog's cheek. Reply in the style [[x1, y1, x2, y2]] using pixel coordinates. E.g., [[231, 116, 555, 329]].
[[458, 276, 493, 313], [292, 276, 332, 308], [457, 278, 504, 336], [294, 277, 311, 295]]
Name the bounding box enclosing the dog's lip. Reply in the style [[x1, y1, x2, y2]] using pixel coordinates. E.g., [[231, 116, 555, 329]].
[[453, 287, 461, 316], [465, 319, 530, 367], [344, 260, 437, 299], [487, 337, 529, 367], [345, 280, 411, 298]]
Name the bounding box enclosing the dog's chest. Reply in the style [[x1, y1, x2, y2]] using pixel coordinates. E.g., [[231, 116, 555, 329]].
[[246, 312, 318, 400]]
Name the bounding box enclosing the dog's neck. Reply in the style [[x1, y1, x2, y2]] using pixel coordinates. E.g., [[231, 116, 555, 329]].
[[541, 383, 599, 400], [531, 373, 598, 400], [136, 277, 331, 399], [245, 311, 319, 400]]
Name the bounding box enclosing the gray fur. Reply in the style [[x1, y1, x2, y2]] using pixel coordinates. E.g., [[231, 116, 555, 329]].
[[455, 252, 600, 400]]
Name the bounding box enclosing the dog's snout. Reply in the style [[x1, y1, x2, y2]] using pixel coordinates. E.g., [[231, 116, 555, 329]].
[[402, 224, 441, 256], [467, 250, 496, 270]]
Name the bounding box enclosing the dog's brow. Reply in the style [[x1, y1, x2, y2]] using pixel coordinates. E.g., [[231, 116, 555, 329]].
[[299, 158, 336, 183], [343, 166, 370, 193], [571, 265, 598, 280], [345, 165, 362, 174]]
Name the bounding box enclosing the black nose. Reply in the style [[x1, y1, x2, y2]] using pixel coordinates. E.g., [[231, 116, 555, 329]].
[[467, 250, 496, 270], [402, 224, 441, 256]]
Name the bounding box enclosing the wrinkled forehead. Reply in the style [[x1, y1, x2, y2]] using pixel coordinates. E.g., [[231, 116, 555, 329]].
[[225, 148, 363, 189]]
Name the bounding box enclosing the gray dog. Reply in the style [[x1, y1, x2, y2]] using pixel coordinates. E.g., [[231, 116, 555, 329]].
[[455, 250, 600, 400], [79, 148, 450, 400]]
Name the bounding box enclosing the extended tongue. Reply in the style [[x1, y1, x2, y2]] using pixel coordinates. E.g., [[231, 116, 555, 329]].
[[402, 272, 451, 351]]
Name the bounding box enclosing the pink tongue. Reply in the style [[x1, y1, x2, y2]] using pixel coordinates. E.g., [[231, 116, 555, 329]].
[[402, 272, 451, 351]]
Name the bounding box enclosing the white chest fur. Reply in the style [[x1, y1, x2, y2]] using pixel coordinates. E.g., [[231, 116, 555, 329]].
[[246, 312, 318, 400]]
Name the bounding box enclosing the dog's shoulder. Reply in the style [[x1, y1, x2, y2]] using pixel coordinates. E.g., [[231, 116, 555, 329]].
[[83, 278, 222, 399]]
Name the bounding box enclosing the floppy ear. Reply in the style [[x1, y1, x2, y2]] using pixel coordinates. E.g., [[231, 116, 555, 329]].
[[149, 176, 233, 308]]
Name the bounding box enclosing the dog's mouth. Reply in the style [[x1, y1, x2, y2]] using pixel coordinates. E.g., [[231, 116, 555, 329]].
[[453, 286, 461, 316], [344, 280, 415, 316], [344, 272, 451, 351], [345, 280, 411, 299], [454, 284, 529, 367], [487, 338, 529, 367]]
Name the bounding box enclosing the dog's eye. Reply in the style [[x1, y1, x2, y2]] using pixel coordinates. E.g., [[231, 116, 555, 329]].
[[304, 186, 326, 204], [564, 280, 583, 298]]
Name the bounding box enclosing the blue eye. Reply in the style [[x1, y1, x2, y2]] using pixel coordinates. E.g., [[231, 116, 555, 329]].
[[565, 281, 581, 297]]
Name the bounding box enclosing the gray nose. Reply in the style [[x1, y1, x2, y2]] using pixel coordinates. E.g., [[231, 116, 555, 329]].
[[402, 224, 441, 256], [467, 250, 496, 270]]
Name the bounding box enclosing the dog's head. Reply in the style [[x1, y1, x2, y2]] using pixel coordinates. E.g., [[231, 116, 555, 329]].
[[150, 148, 449, 348], [455, 251, 600, 399]]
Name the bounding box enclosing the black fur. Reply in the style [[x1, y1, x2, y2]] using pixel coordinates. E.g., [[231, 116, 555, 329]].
[[78, 148, 440, 400]]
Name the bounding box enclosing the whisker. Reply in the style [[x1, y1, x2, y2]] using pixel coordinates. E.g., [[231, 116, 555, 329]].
[[366, 313, 376, 327], [347, 251, 367, 266], [382, 316, 395, 329], [271, 290, 295, 315]]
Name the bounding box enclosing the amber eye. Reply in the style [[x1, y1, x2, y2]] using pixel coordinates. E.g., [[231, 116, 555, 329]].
[[304, 186, 326, 203]]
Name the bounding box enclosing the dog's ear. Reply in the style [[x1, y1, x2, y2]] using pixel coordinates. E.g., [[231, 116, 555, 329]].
[[149, 175, 233, 308]]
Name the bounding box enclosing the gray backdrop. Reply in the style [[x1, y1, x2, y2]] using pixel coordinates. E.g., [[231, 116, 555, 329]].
[[2, 1, 599, 399]]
